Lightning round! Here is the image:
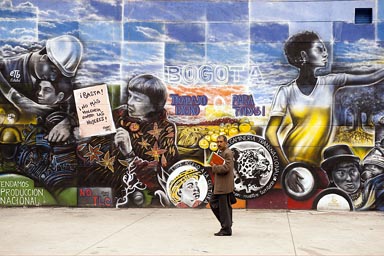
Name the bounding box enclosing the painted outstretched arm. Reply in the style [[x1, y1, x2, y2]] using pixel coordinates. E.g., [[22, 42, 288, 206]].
[[345, 69, 384, 86]]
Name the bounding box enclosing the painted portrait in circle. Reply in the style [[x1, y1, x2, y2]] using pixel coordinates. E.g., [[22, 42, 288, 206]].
[[166, 160, 212, 208]]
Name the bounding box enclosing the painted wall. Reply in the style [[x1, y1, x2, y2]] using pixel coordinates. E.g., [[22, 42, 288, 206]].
[[0, 0, 383, 211]]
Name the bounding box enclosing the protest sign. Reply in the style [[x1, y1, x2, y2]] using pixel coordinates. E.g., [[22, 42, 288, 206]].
[[74, 84, 116, 138]]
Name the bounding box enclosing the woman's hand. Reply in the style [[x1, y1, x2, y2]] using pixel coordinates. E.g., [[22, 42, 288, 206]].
[[114, 127, 133, 157]]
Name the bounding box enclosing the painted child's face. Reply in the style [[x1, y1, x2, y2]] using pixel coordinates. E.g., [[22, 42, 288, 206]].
[[37, 80, 58, 104], [127, 90, 155, 118], [306, 40, 328, 67], [361, 164, 384, 181]]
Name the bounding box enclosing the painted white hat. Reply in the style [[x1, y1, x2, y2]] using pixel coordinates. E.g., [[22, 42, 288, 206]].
[[46, 35, 83, 77]]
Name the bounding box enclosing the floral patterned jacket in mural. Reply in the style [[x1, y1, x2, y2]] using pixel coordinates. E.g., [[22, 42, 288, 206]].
[[113, 106, 179, 168], [112, 106, 179, 192], [77, 106, 179, 201]]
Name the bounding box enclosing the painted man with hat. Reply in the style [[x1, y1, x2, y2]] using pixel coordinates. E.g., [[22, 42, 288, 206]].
[[0, 35, 83, 142], [321, 144, 363, 207]]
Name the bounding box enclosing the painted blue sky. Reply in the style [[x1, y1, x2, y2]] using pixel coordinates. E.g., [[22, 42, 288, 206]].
[[0, 0, 381, 100]]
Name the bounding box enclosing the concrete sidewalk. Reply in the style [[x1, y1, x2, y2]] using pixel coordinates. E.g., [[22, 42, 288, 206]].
[[0, 208, 383, 256]]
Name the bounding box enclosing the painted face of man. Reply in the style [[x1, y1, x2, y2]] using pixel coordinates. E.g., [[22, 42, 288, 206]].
[[180, 178, 200, 206], [35, 55, 60, 82], [332, 162, 361, 194], [127, 90, 155, 119], [37, 80, 62, 104]]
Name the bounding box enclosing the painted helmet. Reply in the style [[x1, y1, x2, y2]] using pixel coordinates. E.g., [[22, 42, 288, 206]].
[[46, 35, 83, 77], [0, 127, 22, 144]]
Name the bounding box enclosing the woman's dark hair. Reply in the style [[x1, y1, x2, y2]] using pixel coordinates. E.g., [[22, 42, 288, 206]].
[[127, 74, 167, 112], [284, 31, 321, 68]]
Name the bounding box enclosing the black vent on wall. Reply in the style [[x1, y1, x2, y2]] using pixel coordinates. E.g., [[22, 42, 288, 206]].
[[355, 8, 373, 24]]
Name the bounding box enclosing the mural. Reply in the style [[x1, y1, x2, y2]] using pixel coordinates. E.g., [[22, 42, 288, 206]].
[[0, 0, 383, 211]]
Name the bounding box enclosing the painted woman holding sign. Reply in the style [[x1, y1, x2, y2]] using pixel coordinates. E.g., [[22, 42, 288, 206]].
[[114, 74, 178, 163], [113, 74, 179, 205], [77, 74, 179, 207]]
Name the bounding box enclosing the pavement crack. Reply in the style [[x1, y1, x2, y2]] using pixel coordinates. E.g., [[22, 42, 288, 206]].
[[287, 211, 298, 256], [74, 209, 160, 255]]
